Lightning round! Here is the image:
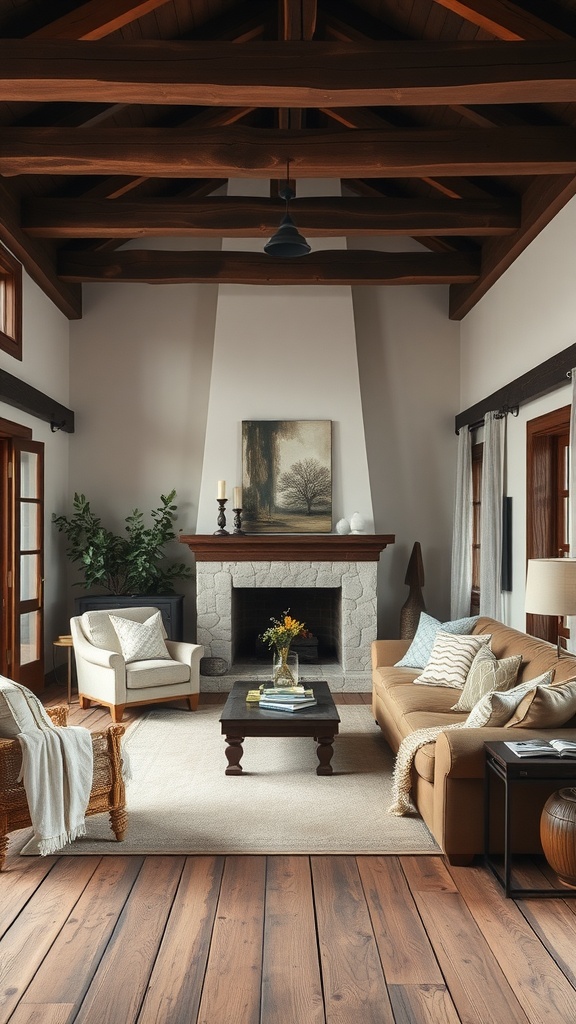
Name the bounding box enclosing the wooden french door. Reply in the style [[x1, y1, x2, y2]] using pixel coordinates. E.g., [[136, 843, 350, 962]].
[[1, 433, 45, 690]]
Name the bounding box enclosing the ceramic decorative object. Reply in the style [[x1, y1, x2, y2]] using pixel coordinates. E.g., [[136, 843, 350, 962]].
[[399, 541, 426, 640], [336, 518, 350, 535], [349, 512, 365, 534], [540, 788, 576, 888]]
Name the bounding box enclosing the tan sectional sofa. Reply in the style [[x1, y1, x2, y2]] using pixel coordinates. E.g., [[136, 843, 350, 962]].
[[372, 616, 576, 864]]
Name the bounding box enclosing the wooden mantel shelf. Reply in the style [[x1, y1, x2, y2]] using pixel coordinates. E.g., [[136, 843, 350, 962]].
[[179, 534, 395, 562]]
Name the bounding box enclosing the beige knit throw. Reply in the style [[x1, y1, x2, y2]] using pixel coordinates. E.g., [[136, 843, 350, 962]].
[[388, 722, 468, 816]]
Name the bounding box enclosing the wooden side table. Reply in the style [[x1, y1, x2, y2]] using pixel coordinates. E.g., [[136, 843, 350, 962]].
[[484, 741, 576, 897], [53, 635, 75, 704]]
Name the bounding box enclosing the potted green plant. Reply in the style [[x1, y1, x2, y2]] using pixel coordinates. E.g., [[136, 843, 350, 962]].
[[53, 490, 193, 638]]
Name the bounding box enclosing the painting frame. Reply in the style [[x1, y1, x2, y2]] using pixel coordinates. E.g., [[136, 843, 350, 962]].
[[242, 420, 332, 534]]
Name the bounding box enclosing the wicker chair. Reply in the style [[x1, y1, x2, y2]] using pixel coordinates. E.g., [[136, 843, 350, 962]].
[[0, 704, 127, 869]]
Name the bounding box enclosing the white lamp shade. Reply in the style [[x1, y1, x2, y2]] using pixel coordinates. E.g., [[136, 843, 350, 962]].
[[525, 558, 576, 616]]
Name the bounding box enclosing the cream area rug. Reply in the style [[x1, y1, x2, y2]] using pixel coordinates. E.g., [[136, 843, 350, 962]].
[[22, 704, 439, 857]]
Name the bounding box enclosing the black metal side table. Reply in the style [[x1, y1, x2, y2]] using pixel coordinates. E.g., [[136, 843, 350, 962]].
[[484, 741, 576, 897]]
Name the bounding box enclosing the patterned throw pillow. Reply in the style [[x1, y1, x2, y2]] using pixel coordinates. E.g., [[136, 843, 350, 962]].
[[394, 612, 479, 669], [504, 677, 576, 728], [464, 670, 555, 728], [413, 632, 492, 689], [451, 646, 522, 712], [109, 610, 170, 664]]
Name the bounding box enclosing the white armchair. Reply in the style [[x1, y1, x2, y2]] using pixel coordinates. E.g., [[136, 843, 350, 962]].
[[70, 606, 203, 723]]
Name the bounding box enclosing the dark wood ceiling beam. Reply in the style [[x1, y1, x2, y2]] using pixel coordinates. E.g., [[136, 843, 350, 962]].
[[29, 0, 174, 41], [2, 126, 575, 178], [4, 41, 576, 106], [23, 196, 518, 238], [429, 0, 572, 41], [449, 173, 576, 319], [0, 182, 82, 319], [281, 0, 317, 41], [57, 249, 480, 285]]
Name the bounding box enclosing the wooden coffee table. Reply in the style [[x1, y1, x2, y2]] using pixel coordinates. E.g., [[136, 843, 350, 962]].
[[219, 680, 340, 776]]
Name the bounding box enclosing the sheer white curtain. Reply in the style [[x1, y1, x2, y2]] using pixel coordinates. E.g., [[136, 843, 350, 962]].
[[450, 428, 473, 618], [479, 411, 505, 619], [568, 369, 576, 651]]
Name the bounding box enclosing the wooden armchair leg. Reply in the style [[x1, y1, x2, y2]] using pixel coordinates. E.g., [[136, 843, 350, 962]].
[[0, 830, 8, 871], [110, 704, 125, 723], [187, 693, 199, 711], [109, 807, 128, 842]]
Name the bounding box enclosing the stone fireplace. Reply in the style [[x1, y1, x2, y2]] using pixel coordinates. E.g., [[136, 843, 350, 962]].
[[180, 535, 394, 691]]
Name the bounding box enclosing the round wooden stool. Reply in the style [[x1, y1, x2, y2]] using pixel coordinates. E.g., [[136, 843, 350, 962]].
[[541, 788, 576, 888]]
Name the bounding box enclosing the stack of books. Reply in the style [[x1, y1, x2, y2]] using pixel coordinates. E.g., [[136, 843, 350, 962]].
[[246, 685, 317, 712]]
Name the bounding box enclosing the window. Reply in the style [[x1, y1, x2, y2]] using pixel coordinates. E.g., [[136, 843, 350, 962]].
[[526, 406, 570, 643], [0, 244, 22, 360]]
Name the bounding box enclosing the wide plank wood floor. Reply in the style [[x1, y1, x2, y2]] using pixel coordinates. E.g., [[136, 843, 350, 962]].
[[2, 685, 576, 1024]]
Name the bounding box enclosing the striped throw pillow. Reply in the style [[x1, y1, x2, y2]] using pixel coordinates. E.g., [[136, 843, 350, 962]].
[[413, 632, 492, 689]]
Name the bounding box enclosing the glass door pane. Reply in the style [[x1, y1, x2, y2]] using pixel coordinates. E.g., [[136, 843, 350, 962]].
[[12, 439, 44, 690]]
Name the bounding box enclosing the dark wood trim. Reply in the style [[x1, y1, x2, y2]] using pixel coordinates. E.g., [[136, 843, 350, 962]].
[[179, 534, 395, 562], [0, 181, 82, 321], [526, 405, 570, 642], [0, 369, 75, 433], [0, 416, 32, 439], [0, 244, 22, 361], [57, 249, 479, 285], [455, 344, 576, 433]]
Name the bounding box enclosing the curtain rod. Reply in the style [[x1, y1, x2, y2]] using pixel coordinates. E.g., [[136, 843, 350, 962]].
[[455, 343, 576, 434]]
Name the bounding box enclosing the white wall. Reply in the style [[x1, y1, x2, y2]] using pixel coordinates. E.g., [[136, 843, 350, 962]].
[[350, 238, 461, 635], [196, 179, 375, 537], [460, 194, 576, 630], [0, 268, 71, 660], [67, 238, 220, 636]]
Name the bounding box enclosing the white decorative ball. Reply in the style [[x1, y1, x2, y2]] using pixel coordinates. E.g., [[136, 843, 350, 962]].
[[336, 518, 350, 535], [349, 512, 365, 533]]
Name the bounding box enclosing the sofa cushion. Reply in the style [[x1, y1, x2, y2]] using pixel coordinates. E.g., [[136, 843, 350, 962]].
[[464, 671, 555, 727], [414, 632, 492, 689], [504, 678, 576, 729], [110, 610, 170, 664], [451, 646, 522, 712], [395, 612, 478, 669]]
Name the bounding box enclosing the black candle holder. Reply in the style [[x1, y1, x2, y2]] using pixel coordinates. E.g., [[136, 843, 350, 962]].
[[232, 508, 245, 535], [214, 498, 229, 536]]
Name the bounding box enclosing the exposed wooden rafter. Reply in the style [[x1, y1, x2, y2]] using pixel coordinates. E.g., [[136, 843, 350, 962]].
[[22, 196, 519, 238], [2, 126, 575, 178], [57, 249, 480, 285], [3, 41, 576, 106]]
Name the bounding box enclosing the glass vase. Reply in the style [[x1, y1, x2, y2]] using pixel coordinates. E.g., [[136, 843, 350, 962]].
[[272, 648, 299, 688]]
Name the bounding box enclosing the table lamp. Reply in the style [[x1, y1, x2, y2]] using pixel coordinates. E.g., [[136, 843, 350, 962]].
[[525, 558, 576, 656]]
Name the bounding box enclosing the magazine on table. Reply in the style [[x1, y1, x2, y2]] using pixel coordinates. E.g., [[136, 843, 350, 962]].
[[259, 698, 317, 713], [505, 738, 576, 759]]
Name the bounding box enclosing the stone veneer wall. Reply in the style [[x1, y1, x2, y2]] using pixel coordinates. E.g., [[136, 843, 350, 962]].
[[196, 559, 378, 692]]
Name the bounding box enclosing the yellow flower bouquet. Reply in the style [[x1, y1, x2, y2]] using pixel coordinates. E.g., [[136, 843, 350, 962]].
[[259, 611, 308, 686]]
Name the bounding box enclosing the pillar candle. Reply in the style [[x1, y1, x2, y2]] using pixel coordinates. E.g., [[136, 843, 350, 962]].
[[233, 486, 242, 508], [217, 480, 226, 499]]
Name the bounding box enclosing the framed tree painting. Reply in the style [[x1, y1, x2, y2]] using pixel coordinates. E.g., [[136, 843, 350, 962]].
[[242, 420, 332, 533]]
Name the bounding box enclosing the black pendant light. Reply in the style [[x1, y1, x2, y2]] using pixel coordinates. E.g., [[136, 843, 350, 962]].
[[264, 162, 311, 257]]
